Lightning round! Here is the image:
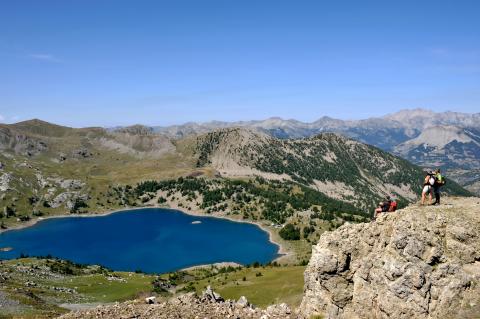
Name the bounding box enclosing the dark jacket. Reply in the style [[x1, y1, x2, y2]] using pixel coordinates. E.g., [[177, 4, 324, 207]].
[[381, 200, 392, 212]]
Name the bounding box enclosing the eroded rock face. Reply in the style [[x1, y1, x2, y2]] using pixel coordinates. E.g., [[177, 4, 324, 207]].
[[300, 197, 480, 319], [0, 127, 48, 156]]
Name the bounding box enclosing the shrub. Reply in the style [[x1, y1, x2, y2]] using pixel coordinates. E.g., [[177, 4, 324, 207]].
[[279, 223, 301, 240]]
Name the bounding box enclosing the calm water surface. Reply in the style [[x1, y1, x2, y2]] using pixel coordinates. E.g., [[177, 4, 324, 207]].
[[0, 209, 279, 273]]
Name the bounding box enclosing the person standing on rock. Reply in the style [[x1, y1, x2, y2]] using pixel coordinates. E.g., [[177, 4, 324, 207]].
[[421, 171, 435, 205], [432, 169, 445, 205]]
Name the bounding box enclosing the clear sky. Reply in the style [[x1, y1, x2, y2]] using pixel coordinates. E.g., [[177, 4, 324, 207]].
[[1, 0, 479, 127]]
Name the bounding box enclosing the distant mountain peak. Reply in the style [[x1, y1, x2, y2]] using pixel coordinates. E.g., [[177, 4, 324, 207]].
[[9, 119, 73, 137]]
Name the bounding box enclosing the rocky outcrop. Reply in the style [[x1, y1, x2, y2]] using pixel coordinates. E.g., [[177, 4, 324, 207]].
[[0, 126, 48, 156], [71, 148, 93, 158], [300, 197, 480, 319], [59, 287, 292, 319]]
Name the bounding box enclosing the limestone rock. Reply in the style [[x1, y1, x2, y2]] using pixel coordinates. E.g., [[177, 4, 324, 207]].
[[236, 296, 250, 308], [300, 197, 480, 319], [59, 179, 85, 190], [201, 285, 224, 302]]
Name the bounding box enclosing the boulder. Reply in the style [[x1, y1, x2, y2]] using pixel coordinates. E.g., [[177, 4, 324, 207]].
[[236, 296, 250, 308], [202, 286, 224, 303]]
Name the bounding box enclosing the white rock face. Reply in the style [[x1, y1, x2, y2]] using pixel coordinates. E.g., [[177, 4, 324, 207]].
[[300, 197, 480, 319], [0, 173, 12, 192]]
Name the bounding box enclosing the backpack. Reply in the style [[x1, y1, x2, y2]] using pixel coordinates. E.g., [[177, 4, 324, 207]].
[[389, 201, 397, 212], [428, 175, 436, 186], [437, 174, 446, 185]]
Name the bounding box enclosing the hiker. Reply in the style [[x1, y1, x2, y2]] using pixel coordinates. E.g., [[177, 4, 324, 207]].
[[421, 171, 435, 205], [374, 195, 392, 219], [432, 168, 446, 205]]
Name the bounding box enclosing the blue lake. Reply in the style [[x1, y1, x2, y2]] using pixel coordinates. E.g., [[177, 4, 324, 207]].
[[0, 209, 279, 273]]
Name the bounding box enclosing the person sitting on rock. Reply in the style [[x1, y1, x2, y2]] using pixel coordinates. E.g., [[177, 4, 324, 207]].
[[421, 171, 435, 205], [374, 195, 392, 219]]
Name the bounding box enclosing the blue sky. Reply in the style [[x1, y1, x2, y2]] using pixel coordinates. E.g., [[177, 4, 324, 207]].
[[1, 0, 479, 127]]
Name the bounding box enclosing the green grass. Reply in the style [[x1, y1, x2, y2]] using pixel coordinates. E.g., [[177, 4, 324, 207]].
[[0, 258, 155, 318], [63, 272, 154, 303], [1, 259, 307, 317], [191, 266, 305, 308]]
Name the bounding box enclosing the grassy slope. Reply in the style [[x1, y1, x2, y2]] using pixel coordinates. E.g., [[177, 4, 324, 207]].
[[0, 258, 305, 318], [63, 273, 153, 303], [191, 265, 305, 308]]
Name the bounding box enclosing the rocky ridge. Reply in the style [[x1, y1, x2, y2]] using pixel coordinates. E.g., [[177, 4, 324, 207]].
[[300, 196, 480, 319]]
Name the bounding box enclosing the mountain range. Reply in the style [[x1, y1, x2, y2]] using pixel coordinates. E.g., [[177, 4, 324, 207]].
[[129, 108, 479, 194]]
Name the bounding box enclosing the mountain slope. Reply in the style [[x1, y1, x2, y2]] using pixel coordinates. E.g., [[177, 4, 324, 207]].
[[394, 125, 480, 169], [188, 128, 470, 211], [0, 121, 192, 229]]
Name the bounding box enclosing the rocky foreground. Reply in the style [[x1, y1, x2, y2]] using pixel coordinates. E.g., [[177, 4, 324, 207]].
[[59, 197, 480, 319], [301, 196, 480, 319], [59, 286, 292, 319]]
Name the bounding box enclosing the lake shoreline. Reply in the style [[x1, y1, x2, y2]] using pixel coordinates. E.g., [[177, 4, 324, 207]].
[[0, 205, 291, 265]]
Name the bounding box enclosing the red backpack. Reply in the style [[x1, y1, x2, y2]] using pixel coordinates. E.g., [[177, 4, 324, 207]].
[[389, 201, 397, 212]]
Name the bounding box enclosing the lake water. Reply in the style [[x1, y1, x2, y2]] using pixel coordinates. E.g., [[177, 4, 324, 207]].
[[0, 209, 279, 273]]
